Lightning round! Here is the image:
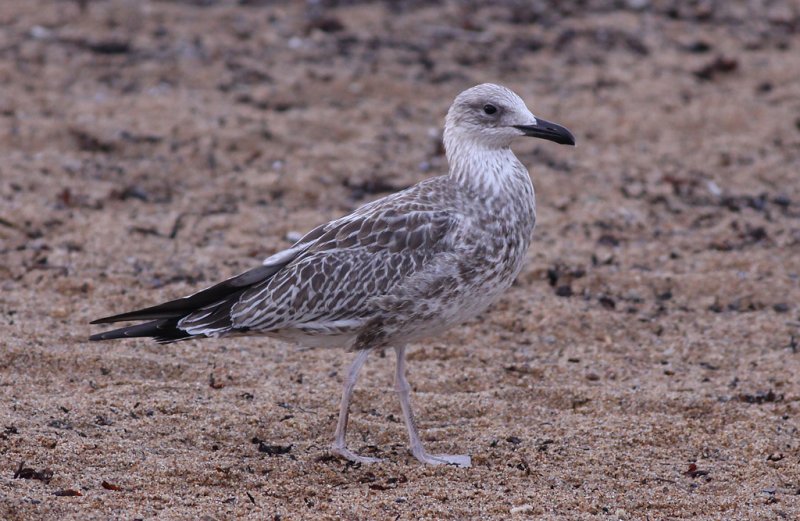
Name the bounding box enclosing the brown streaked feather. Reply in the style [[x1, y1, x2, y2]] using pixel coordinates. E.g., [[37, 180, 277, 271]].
[[226, 205, 457, 334]]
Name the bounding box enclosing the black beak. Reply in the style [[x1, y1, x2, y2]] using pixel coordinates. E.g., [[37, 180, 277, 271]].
[[513, 118, 575, 146]]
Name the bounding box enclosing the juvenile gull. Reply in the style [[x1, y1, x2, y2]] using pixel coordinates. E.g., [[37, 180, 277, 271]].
[[90, 84, 575, 467]]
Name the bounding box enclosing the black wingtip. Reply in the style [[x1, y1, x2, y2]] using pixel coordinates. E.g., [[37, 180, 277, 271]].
[[88, 318, 193, 343], [88, 264, 287, 326], [89, 262, 291, 341], [89, 307, 182, 325]]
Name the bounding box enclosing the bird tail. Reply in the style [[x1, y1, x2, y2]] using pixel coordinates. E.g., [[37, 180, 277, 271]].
[[89, 263, 285, 343]]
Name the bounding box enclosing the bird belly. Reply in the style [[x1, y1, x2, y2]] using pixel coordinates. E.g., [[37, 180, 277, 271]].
[[265, 328, 359, 349], [382, 267, 520, 346]]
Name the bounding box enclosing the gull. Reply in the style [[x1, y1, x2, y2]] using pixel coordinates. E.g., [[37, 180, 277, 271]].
[[90, 84, 575, 467]]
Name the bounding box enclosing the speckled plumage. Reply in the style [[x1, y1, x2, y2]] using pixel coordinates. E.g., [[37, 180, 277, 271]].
[[182, 169, 535, 350], [90, 84, 575, 467]]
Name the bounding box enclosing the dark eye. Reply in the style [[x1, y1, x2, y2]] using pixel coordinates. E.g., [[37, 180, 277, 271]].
[[483, 104, 497, 115]]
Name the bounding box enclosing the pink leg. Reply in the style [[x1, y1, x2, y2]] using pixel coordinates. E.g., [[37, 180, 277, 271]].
[[394, 345, 471, 467], [331, 349, 382, 464]]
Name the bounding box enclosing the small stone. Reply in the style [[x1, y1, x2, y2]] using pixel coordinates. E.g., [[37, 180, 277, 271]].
[[555, 285, 573, 297], [627, 0, 648, 7], [30, 26, 51, 39], [510, 504, 533, 515], [773, 303, 789, 313]]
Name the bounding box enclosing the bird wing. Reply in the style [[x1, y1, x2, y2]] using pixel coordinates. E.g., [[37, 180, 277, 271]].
[[178, 179, 461, 337], [88, 227, 321, 341], [91, 177, 464, 343], [227, 214, 455, 333]]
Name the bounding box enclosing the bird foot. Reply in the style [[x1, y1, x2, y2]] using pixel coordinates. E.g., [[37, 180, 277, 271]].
[[414, 451, 472, 468], [331, 445, 383, 465]]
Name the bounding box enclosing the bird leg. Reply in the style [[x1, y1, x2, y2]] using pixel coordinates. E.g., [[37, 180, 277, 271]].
[[331, 348, 382, 464], [393, 345, 471, 467]]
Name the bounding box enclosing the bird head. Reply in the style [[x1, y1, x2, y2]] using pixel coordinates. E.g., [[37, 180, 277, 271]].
[[444, 83, 575, 150]]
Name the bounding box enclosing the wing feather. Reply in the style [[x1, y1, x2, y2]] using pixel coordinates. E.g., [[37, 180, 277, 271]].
[[227, 180, 461, 335], [91, 176, 464, 343]]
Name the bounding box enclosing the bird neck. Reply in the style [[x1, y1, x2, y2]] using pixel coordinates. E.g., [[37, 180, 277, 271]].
[[445, 136, 531, 196]]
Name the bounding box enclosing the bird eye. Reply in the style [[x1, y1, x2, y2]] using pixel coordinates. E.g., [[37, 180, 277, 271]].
[[483, 104, 497, 115]]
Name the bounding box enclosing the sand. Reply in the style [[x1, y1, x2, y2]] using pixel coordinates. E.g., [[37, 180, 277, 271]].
[[1, 0, 799, 519]]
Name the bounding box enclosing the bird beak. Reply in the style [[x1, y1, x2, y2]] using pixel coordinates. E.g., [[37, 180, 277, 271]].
[[513, 118, 576, 146]]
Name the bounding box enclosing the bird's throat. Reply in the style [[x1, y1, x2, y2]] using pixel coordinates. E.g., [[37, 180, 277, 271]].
[[447, 143, 530, 197]]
